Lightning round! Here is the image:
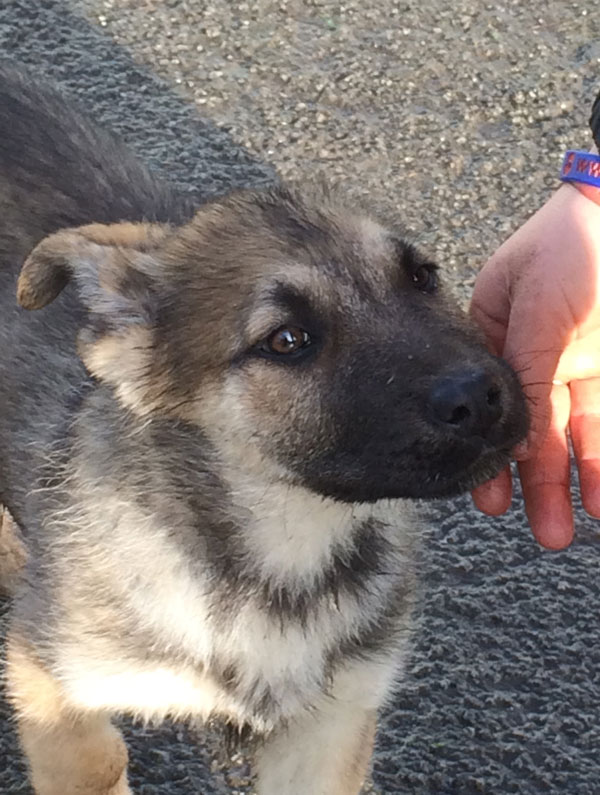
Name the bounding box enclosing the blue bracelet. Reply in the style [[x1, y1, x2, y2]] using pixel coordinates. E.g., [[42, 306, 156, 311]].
[[560, 150, 600, 187]]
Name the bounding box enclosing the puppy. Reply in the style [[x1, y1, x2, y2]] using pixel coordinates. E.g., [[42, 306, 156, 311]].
[[0, 64, 527, 795]]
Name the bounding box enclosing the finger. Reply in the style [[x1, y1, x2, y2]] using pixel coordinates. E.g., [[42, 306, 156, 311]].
[[556, 329, 600, 382], [470, 251, 559, 458], [503, 300, 571, 458], [471, 467, 512, 515], [518, 383, 572, 549], [570, 378, 600, 518]]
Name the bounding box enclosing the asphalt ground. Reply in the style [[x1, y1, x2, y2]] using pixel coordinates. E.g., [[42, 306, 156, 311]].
[[1, 1, 600, 793]]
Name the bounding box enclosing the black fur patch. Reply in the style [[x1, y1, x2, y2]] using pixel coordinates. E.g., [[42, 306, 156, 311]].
[[200, 518, 393, 628]]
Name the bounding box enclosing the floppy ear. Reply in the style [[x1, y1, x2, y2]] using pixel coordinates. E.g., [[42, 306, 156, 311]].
[[17, 222, 170, 311], [18, 222, 173, 415]]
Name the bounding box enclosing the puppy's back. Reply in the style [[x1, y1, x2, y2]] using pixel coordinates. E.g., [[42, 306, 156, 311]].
[[0, 65, 188, 519], [0, 63, 190, 265]]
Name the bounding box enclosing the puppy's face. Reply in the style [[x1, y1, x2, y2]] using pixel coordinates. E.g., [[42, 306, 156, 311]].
[[18, 186, 527, 501]]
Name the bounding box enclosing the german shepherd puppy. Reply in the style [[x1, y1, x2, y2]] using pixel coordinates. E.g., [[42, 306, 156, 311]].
[[0, 64, 527, 794]]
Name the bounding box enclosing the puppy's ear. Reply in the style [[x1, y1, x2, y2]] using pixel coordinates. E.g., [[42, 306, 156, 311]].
[[17, 222, 170, 311], [18, 222, 173, 415]]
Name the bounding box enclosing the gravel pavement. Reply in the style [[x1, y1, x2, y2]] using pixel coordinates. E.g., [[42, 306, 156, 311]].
[[2, 1, 600, 793]]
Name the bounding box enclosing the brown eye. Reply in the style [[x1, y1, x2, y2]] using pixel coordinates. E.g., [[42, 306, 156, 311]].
[[412, 265, 437, 293], [266, 326, 311, 355]]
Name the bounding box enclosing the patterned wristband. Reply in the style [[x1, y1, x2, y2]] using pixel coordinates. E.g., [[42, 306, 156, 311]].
[[560, 150, 600, 205], [560, 150, 600, 186]]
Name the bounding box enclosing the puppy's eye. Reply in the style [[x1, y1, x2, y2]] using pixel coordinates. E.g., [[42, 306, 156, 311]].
[[412, 265, 437, 293], [264, 326, 312, 355]]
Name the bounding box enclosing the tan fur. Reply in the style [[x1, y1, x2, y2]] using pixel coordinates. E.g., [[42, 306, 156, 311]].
[[73, 221, 171, 250], [6, 632, 131, 795], [80, 326, 158, 415], [0, 505, 27, 594], [256, 701, 377, 795]]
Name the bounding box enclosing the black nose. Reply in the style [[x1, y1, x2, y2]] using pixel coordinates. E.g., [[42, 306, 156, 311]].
[[428, 369, 503, 438]]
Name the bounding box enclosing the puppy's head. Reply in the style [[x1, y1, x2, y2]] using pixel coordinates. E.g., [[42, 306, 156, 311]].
[[18, 185, 527, 500]]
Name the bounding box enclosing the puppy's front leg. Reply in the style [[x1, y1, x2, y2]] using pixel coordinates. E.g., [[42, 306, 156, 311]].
[[6, 631, 131, 795], [256, 701, 377, 795]]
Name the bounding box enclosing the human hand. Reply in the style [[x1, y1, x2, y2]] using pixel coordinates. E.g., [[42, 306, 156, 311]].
[[470, 184, 600, 549]]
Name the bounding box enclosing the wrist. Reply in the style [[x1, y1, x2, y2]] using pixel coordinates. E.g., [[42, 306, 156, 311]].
[[566, 180, 600, 206], [554, 182, 600, 223]]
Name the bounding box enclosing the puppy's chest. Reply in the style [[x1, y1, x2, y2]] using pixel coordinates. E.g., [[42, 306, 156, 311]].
[[185, 494, 412, 724], [67, 492, 414, 728]]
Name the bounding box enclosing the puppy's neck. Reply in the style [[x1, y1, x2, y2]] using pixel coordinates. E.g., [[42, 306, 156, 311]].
[[223, 466, 392, 586]]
